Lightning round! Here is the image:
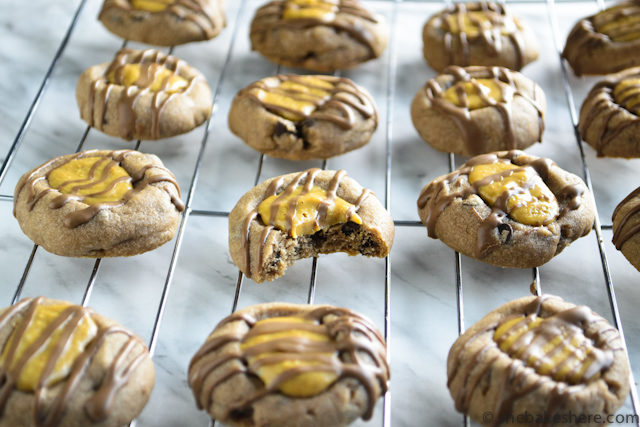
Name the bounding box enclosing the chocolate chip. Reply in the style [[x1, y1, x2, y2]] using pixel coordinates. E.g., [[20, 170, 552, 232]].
[[497, 223, 513, 243], [311, 231, 327, 245], [341, 221, 360, 236], [273, 121, 289, 137], [229, 406, 253, 420]]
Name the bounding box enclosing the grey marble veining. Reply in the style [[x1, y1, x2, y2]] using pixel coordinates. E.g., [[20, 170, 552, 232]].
[[1, 1, 639, 426]]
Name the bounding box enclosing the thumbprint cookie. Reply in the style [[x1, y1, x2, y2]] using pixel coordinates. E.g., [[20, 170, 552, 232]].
[[411, 66, 546, 156], [417, 150, 595, 268], [14, 149, 185, 257], [579, 67, 640, 158], [76, 48, 212, 141], [188, 302, 389, 426], [0, 296, 155, 426], [249, 0, 389, 72], [613, 186, 640, 271], [228, 74, 378, 160], [422, 2, 539, 72], [228, 169, 394, 283], [448, 295, 630, 426], [563, 1, 640, 76], [99, 0, 226, 46]]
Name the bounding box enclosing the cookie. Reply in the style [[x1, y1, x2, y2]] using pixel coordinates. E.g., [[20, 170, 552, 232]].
[[228, 74, 378, 160], [613, 186, 640, 271], [579, 67, 640, 158], [563, 1, 640, 76], [13, 149, 185, 257], [249, 0, 389, 72], [99, 0, 226, 46], [448, 295, 630, 426], [422, 2, 539, 72], [76, 48, 212, 141], [417, 150, 595, 268], [0, 296, 155, 426], [228, 168, 394, 283], [411, 66, 546, 156], [188, 302, 389, 427]]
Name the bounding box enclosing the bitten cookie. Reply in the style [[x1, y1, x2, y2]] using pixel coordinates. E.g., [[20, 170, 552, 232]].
[[613, 186, 640, 271], [422, 2, 539, 72], [0, 296, 155, 427], [563, 1, 640, 76], [14, 149, 185, 257], [228, 168, 394, 283], [417, 150, 595, 268], [228, 74, 378, 160], [188, 302, 389, 427], [411, 66, 546, 156], [579, 67, 640, 158], [448, 295, 630, 426], [76, 48, 212, 141], [99, 0, 226, 46], [249, 0, 389, 72]]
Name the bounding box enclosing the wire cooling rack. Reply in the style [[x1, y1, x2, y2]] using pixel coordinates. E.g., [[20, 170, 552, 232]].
[[1, 0, 640, 426]]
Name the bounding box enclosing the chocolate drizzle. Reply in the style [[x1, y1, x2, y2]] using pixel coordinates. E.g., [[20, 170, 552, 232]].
[[0, 297, 148, 426], [99, 0, 222, 39], [612, 186, 640, 250], [417, 151, 582, 258], [239, 74, 376, 130], [425, 66, 544, 155], [241, 169, 371, 278], [448, 296, 622, 426], [188, 305, 389, 421], [84, 48, 198, 140], [251, 0, 381, 57], [438, 2, 525, 69], [15, 149, 184, 228]]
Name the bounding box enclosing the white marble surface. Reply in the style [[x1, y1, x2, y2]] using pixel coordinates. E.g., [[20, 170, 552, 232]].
[[1, 0, 640, 426]]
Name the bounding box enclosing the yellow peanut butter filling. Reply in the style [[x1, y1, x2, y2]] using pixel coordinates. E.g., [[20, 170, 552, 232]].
[[494, 315, 602, 384], [240, 316, 339, 397], [445, 11, 516, 37], [107, 63, 188, 93], [443, 78, 510, 110], [0, 303, 97, 391], [469, 161, 558, 226], [257, 185, 362, 238], [283, 0, 339, 21], [250, 77, 334, 121], [48, 157, 133, 206], [131, 0, 175, 12], [613, 77, 640, 115], [595, 4, 640, 42]]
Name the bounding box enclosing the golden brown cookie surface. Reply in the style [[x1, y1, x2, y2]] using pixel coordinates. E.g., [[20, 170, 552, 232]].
[[188, 302, 389, 426], [613, 186, 640, 271]]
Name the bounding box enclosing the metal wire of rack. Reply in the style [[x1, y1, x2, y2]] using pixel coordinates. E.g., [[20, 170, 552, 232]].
[[1, 0, 639, 426]]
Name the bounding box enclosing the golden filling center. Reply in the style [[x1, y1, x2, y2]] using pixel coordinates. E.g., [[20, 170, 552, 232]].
[[0, 304, 97, 391], [444, 11, 516, 37], [48, 157, 133, 206], [130, 0, 175, 12], [250, 76, 334, 121], [107, 63, 188, 93], [283, 0, 339, 21], [240, 316, 339, 397], [613, 77, 640, 115], [443, 78, 510, 110], [594, 4, 640, 42], [257, 185, 362, 239], [469, 162, 558, 226]]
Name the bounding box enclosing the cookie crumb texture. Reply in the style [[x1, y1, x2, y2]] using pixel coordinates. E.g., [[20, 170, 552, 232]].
[[579, 67, 640, 158], [613, 186, 640, 271], [229, 74, 378, 160], [447, 295, 630, 427], [563, 1, 640, 76], [417, 150, 595, 268], [99, 0, 226, 46], [188, 303, 389, 427], [249, 0, 389, 72], [0, 297, 154, 427], [76, 48, 212, 141], [422, 1, 539, 72], [411, 66, 546, 156], [229, 169, 394, 283], [13, 149, 185, 258]]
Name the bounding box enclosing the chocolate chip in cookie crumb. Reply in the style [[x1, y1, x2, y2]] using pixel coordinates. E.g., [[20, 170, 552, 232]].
[[273, 121, 290, 137], [342, 221, 361, 236], [497, 223, 513, 243], [229, 406, 254, 421]]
